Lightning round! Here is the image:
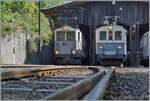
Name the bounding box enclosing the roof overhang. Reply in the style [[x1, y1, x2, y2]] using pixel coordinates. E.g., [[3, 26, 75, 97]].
[[41, 1, 87, 17], [41, 0, 149, 17], [67, 0, 148, 1]]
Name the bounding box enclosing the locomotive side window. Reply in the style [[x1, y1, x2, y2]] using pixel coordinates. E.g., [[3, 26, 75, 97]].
[[78, 32, 80, 41], [66, 31, 75, 41], [56, 31, 65, 41], [99, 31, 106, 40], [108, 31, 113, 40], [115, 31, 122, 40], [147, 33, 148, 45]]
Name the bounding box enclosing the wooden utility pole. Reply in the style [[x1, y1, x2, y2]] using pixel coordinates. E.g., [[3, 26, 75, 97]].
[[136, 22, 140, 66], [129, 25, 134, 66], [38, 1, 41, 64]]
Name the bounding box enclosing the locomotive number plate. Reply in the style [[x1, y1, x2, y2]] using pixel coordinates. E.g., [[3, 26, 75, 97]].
[[104, 51, 116, 55]]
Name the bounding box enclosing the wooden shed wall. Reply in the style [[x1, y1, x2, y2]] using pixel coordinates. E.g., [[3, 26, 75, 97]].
[[73, 1, 149, 26]]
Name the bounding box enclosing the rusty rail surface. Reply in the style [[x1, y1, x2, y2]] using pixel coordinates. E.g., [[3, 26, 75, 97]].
[[84, 67, 116, 100], [42, 70, 103, 100], [1, 66, 98, 80]]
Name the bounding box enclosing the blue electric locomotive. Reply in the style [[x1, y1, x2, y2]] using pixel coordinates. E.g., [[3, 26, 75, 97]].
[[140, 31, 149, 67], [95, 16, 127, 66], [54, 25, 85, 65]]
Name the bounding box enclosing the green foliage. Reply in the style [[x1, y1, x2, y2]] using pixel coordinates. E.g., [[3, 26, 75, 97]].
[[41, 13, 52, 44], [1, 0, 63, 44]]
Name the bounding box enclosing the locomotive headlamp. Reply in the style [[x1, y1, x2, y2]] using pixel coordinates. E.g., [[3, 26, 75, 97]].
[[55, 49, 59, 54], [71, 48, 76, 55], [72, 50, 76, 55], [118, 46, 122, 49], [99, 46, 103, 49], [64, 26, 68, 32], [108, 25, 113, 30]]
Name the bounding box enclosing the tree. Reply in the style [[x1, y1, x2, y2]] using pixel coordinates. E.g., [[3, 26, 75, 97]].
[[1, 0, 63, 43]]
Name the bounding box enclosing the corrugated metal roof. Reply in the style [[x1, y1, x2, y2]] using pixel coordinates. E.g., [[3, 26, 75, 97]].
[[41, 1, 86, 16], [64, 0, 149, 2], [41, 0, 149, 16]]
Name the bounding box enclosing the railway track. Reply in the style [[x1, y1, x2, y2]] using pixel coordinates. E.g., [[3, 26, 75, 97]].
[[1, 66, 115, 100], [1, 65, 148, 100]]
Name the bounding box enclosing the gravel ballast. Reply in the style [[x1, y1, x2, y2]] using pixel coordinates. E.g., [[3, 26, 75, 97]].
[[104, 67, 149, 100]]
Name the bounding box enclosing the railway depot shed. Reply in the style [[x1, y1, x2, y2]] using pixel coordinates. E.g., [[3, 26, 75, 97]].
[[41, 0, 149, 66]]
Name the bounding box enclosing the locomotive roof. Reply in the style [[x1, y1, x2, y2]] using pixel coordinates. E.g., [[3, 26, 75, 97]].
[[55, 25, 80, 30], [41, 0, 149, 17], [96, 24, 127, 31]]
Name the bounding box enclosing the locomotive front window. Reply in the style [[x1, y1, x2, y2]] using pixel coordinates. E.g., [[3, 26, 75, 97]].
[[56, 31, 65, 41], [66, 31, 75, 41], [99, 31, 106, 40], [108, 31, 113, 40], [115, 31, 122, 40]]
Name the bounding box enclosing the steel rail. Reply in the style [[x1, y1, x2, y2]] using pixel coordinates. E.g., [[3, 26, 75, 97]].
[[84, 66, 116, 100], [1, 65, 100, 76], [1, 65, 102, 68], [42, 71, 103, 100], [1, 66, 99, 80], [1, 70, 33, 80], [1, 65, 89, 68]]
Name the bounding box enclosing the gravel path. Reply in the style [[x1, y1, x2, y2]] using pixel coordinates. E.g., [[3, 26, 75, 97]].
[[104, 67, 149, 100]]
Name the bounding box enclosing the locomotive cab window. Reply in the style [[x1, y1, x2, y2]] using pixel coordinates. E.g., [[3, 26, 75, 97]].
[[66, 31, 75, 41], [56, 31, 65, 41], [78, 32, 80, 41], [115, 31, 122, 40], [108, 31, 113, 40], [99, 31, 106, 40]]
